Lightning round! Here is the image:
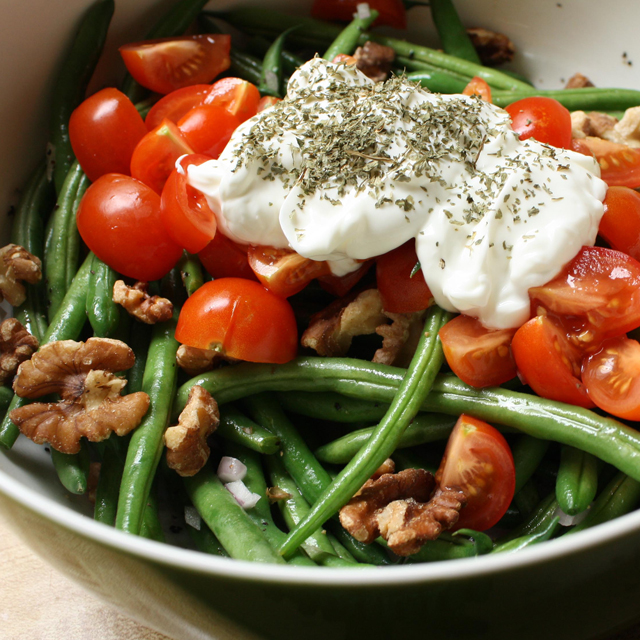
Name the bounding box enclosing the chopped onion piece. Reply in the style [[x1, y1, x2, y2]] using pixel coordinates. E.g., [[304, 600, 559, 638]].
[[184, 505, 201, 531], [217, 456, 247, 482], [355, 3, 371, 19], [554, 506, 591, 527], [226, 480, 261, 509]]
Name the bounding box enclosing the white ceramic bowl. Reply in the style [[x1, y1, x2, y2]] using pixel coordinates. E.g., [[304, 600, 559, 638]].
[[1, 2, 640, 639]]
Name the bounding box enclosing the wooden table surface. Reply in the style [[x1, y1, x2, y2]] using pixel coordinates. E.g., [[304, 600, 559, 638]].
[[3, 513, 640, 640]]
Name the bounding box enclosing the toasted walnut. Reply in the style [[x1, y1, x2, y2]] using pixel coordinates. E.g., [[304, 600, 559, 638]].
[[113, 280, 173, 324], [10, 338, 149, 454], [354, 41, 395, 82], [611, 107, 640, 148], [0, 244, 42, 307], [176, 344, 231, 376], [165, 385, 219, 477], [565, 73, 594, 89], [339, 468, 435, 544], [466, 27, 515, 66], [571, 110, 618, 140], [372, 458, 396, 480], [373, 310, 426, 367], [0, 318, 38, 385]]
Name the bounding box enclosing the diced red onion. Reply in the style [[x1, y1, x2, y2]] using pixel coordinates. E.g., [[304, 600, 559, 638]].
[[217, 456, 247, 482], [226, 480, 261, 509], [355, 3, 371, 19]]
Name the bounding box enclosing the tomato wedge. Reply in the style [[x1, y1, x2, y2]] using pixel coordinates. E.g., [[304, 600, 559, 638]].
[[178, 104, 241, 158], [198, 232, 257, 281], [311, 0, 407, 29], [318, 260, 374, 297], [572, 137, 640, 188], [175, 278, 298, 363], [439, 315, 517, 388], [436, 414, 515, 532], [145, 84, 212, 131], [599, 186, 640, 261], [257, 96, 281, 113], [120, 35, 231, 95], [511, 315, 594, 408], [462, 76, 492, 102], [505, 96, 572, 148], [529, 246, 640, 341], [582, 336, 640, 420], [247, 246, 330, 298], [204, 78, 261, 123]]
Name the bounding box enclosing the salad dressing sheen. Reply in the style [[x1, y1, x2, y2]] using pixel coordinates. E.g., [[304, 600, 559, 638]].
[[188, 58, 607, 329]]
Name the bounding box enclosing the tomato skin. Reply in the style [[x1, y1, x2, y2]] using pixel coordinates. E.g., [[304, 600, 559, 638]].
[[436, 414, 515, 532], [204, 78, 260, 123], [582, 336, 640, 420], [69, 88, 147, 182], [77, 174, 183, 281], [120, 35, 231, 95], [439, 315, 517, 388], [175, 278, 298, 363], [247, 246, 331, 298], [529, 246, 640, 342], [505, 96, 572, 148], [145, 84, 212, 131], [572, 137, 640, 188], [511, 315, 594, 408], [462, 76, 492, 102], [376, 240, 432, 313], [318, 260, 373, 297], [198, 232, 257, 281], [311, 0, 407, 29], [160, 154, 217, 253], [130, 119, 194, 194], [599, 186, 640, 261], [177, 104, 241, 158], [257, 96, 281, 113]]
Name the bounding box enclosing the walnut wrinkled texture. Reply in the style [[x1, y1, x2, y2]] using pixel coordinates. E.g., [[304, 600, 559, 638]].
[[165, 385, 219, 477], [0, 318, 38, 385], [339, 468, 467, 556], [10, 338, 150, 454], [466, 27, 515, 66], [354, 41, 396, 82], [176, 344, 226, 377], [571, 107, 640, 149], [113, 280, 174, 324], [565, 72, 595, 89], [0, 244, 42, 307]]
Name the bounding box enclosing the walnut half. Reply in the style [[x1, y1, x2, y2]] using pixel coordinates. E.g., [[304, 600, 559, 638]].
[[113, 280, 173, 324], [0, 318, 38, 385], [10, 338, 149, 454], [0, 244, 42, 307]]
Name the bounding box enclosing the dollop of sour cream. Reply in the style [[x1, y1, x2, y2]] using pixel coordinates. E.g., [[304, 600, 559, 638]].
[[188, 58, 607, 329]]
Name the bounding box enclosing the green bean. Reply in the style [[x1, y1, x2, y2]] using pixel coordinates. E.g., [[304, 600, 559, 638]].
[[392, 449, 439, 475], [277, 391, 390, 423], [323, 9, 378, 62], [514, 479, 540, 518], [229, 50, 263, 85], [50, 441, 90, 495], [496, 492, 560, 545], [428, 0, 481, 64], [126, 321, 151, 395], [184, 465, 286, 564], [512, 435, 550, 494], [94, 439, 124, 525], [569, 473, 640, 534], [327, 533, 357, 562], [49, 0, 114, 193], [45, 161, 89, 322], [186, 519, 229, 557], [11, 163, 55, 342], [0, 387, 13, 416], [404, 530, 492, 563], [315, 413, 455, 465], [247, 35, 305, 76], [116, 316, 179, 535], [259, 26, 299, 97], [218, 405, 281, 455], [404, 69, 470, 94], [491, 516, 560, 554], [280, 306, 451, 557], [139, 484, 165, 543], [178, 252, 204, 297], [491, 87, 640, 111], [325, 521, 392, 565], [86, 254, 120, 338], [161, 265, 187, 308], [556, 446, 599, 516], [0, 253, 93, 450]]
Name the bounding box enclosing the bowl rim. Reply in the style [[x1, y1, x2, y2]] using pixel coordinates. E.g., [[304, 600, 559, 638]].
[[2, 458, 640, 586]]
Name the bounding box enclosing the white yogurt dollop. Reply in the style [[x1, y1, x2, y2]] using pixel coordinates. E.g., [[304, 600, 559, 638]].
[[188, 58, 606, 329]]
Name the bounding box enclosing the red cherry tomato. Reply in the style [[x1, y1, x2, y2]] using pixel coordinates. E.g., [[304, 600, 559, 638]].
[[572, 137, 640, 188], [505, 96, 572, 148], [462, 76, 492, 102], [332, 54, 357, 65], [175, 278, 298, 363], [599, 186, 640, 260], [318, 260, 374, 297], [376, 240, 432, 313], [511, 315, 594, 408], [311, 0, 407, 29], [436, 414, 515, 532], [439, 315, 517, 388], [77, 174, 183, 281], [247, 246, 331, 298], [130, 119, 194, 194], [145, 84, 212, 130], [257, 96, 281, 113], [69, 88, 147, 182], [529, 246, 640, 342], [119, 35, 231, 95], [198, 232, 257, 281], [178, 104, 241, 158], [204, 78, 261, 123], [160, 154, 217, 254], [582, 336, 640, 420]]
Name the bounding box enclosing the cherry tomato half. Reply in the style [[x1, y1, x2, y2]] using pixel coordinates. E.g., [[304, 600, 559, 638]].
[[436, 414, 515, 532], [120, 35, 231, 95], [462, 77, 492, 102], [311, 0, 407, 29], [572, 137, 640, 189], [175, 278, 298, 363], [77, 174, 183, 281], [204, 78, 261, 123], [439, 315, 517, 388], [198, 232, 257, 281], [178, 104, 241, 158], [69, 88, 147, 182], [145, 84, 212, 131], [599, 186, 640, 261], [505, 96, 572, 148], [318, 260, 374, 297]]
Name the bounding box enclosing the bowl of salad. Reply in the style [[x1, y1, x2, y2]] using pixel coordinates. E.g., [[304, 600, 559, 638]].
[[2, 0, 640, 638]]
